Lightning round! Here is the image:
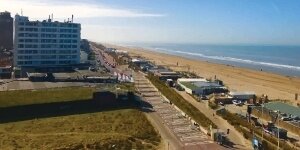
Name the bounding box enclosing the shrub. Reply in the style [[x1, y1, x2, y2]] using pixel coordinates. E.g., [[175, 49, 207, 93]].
[[208, 101, 219, 110]]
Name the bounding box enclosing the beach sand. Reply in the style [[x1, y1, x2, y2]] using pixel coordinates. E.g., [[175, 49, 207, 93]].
[[104, 43, 300, 105]]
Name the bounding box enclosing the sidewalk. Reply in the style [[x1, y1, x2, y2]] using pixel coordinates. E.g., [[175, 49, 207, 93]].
[[175, 90, 252, 150]]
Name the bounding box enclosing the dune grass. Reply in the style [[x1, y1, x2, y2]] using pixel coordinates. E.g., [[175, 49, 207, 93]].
[[0, 109, 161, 149], [0, 87, 96, 108], [0, 87, 161, 149]]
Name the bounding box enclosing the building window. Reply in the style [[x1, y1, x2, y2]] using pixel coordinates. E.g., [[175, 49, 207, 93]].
[[41, 61, 56, 65], [59, 60, 72, 64], [41, 50, 56, 54], [18, 33, 24, 37], [24, 61, 33, 65], [25, 44, 38, 48]]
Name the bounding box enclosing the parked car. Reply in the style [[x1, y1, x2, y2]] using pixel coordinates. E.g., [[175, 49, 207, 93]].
[[232, 100, 243, 106], [281, 117, 292, 121], [219, 102, 225, 106], [201, 95, 208, 100], [292, 116, 300, 121]]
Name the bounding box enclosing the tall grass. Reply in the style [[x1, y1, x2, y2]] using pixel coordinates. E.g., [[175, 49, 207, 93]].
[[0, 87, 95, 108]]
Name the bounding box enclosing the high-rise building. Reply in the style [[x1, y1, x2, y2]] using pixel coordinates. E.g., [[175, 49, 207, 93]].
[[13, 14, 81, 69], [0, 11, 13, 50]]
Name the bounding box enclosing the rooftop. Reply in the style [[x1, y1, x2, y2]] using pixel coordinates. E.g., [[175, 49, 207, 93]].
[[131, 58, 147, 63], [181, 81, 223, 90], [230, 91, 256, 95], [177, 78, 206, 82], [264, 102, 300, 117]]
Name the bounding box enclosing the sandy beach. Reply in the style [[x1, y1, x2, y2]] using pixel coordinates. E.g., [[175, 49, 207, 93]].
[[104, 43, 300, 105]]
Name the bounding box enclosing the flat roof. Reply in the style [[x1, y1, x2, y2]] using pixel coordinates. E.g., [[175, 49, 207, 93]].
[[193, 81, 222, 87], [178, 78, 206, 82], [181, 81, 224, 90], [0, 65, 11, 68], [27, 72, 46, 77], [230, 91, 256, 95], [264, 102, 300, 117], [53, 73, 72, 78], [149, 68, 172, 72], [131, 59, 148, 63]]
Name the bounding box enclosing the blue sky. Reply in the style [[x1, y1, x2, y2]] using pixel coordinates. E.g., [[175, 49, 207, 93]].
[[1, 0, 300, 45]]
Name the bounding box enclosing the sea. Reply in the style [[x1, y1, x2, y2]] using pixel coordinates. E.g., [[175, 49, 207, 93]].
[[124, 43, 300, 77]]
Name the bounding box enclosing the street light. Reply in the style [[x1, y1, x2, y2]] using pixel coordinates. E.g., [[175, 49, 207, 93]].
[[261, 103, 264, 141], [277, 110, 280, 150]]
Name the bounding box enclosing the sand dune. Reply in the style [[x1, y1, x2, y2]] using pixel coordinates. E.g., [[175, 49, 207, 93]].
[[104, 44, 300, 105]]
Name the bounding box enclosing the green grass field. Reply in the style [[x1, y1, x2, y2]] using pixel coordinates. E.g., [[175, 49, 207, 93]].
[[0, 87, 96, 108], [0, 109, 161, 149]]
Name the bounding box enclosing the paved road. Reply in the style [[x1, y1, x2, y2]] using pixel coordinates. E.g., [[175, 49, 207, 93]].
[[175, 90, 252, 150], [134, 72, 225, 150], [91, 45, 116, 74], [144, 108, 184, 150]]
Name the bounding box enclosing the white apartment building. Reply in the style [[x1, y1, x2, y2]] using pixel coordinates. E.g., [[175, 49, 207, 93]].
[[13, 15, 81, 68]]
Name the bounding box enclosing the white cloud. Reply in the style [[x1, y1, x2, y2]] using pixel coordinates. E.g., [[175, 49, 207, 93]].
[[0, 0, 165, 20]]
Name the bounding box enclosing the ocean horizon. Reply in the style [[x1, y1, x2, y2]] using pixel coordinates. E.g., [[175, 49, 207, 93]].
[[123, 43, 300, 77]]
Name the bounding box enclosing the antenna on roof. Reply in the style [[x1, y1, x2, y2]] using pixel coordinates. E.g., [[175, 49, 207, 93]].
[[51, 13, 53, 21], [72, 14, 74, 23], [21, 9, 23, 16]]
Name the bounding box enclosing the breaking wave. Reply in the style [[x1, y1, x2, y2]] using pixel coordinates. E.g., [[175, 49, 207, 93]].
[[154, 48, 300, 71]]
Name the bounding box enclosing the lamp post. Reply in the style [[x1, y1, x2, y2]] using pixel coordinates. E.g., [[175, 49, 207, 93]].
[[261, 103, 264, 140], [277, 110, 280, 150]]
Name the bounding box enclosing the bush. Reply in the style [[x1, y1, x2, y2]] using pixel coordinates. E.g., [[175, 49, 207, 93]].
[[208, 101, 219, 110]]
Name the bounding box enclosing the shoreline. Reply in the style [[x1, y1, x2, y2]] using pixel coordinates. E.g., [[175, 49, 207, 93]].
[[128, 45, 300, 78], [104, 43, 300, 105]]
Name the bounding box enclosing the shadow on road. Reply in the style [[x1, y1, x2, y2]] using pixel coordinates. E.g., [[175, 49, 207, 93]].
[[0, 98, 140, 123]]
